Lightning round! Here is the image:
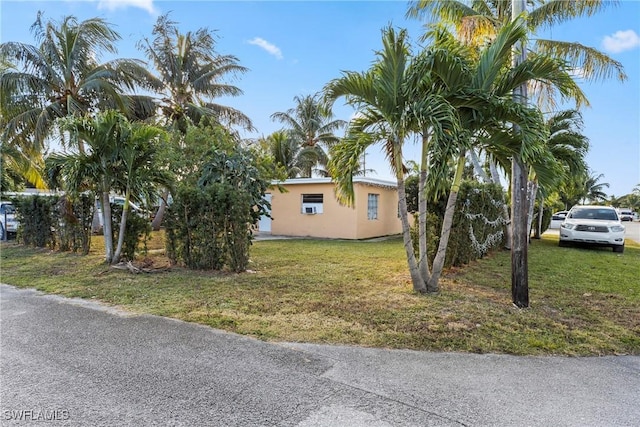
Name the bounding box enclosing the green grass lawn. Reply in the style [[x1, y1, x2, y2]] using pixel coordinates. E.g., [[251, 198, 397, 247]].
[[1, 233, 638, 356]]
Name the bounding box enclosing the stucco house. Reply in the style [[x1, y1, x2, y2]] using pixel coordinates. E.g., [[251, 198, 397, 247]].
[[258, 177, 403, 239]]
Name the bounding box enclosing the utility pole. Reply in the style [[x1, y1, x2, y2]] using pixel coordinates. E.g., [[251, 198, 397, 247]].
[[511, 0, 529, 307]]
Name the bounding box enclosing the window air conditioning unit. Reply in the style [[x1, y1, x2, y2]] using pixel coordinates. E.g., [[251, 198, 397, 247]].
[[304, 206, 317, 214]]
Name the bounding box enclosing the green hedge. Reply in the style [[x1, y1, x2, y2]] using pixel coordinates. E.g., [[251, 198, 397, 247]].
[[12, 194, 148, 258], [12, 194, 93, 253]]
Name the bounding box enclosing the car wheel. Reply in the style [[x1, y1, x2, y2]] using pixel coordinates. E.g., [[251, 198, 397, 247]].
[[558, 240, 570, 248], [0, 223, 5, 241], [613, 244, 624, 253]]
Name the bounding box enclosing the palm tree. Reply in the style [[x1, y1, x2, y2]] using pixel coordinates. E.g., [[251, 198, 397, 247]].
[[49, 111, 170, 264], [138, 13, 253, 134], [408, 0, 625, 307], [271, 94, 345, 177], [407, 0, 626, 91], [112, 124, 172, 263], [530, 109, 589, 237], [265, 131, 320, 179], [0, 13, 156, 159], [138, 13, 253, 229], [325, 27, 461, 293], [419, 17, 560, 290], [582, 172, 610, 204]]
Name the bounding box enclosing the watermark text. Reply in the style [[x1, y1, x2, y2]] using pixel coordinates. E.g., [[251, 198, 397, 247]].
[[3, 409, 70, 422]]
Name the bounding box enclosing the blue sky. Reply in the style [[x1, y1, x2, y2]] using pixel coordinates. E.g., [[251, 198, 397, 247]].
[[1, 0, 639, 197]]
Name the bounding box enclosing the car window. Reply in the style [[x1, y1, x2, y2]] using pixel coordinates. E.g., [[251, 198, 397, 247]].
[[0, 204, 15, 215], [570, 208, 617, 220]]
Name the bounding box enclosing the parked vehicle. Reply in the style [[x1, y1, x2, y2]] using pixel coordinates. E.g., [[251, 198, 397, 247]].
[[617, 209, 635, 222], [559, 205, 625, 253], [552, 211, 569, 221], [0, 201, 18, 240], [549, 210, 569, 229]]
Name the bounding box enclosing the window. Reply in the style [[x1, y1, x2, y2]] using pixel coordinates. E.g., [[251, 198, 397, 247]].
[[301, 193, 324, 214], [302, 194, 323, 204], [367, 193, 379, 220]]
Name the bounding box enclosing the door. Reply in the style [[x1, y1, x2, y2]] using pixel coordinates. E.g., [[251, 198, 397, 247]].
[[258, 193, 272, 233]]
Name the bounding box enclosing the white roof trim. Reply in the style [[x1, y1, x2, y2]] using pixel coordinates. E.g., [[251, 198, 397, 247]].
[[272, 177, 397, 188]]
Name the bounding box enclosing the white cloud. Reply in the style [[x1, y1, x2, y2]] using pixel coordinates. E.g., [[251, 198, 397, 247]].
[[601, 29, 640, 54], [248, 37, 283, 59], [96, 0, 157, 15]]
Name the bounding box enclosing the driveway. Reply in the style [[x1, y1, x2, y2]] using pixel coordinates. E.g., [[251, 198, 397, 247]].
[[1, 284, 639, 426]]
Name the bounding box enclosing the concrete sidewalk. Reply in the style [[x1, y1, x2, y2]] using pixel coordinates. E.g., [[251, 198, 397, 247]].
[[2, 284, 638, 426]]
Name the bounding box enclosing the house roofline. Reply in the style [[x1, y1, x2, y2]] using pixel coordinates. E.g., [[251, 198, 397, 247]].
[[271, 177, 397, 189]]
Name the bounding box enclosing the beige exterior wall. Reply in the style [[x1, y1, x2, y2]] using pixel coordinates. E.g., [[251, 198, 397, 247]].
[[266, 179, 402, 239]]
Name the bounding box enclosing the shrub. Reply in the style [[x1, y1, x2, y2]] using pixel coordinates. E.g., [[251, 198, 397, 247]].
[[165, 146, 270, 272], [13, 195, 57, 248], [110, 204, 152, 261], [56, 194, 93, 254]]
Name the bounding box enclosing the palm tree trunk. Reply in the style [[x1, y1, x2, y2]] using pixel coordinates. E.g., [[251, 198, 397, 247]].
[[394, 143, 426, 294], [101, 191, 114, 264], [534, 196, 544, 239], [418, 133, 431, 281], [92, 198, 102, 233], [112, 190, 131, 264], [428, 153, 465, 292], [469, 149, 489, 183], [526, 180, 538, 241], [151, 189, 169, 231]]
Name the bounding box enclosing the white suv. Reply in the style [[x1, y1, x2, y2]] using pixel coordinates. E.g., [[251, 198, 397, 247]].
[[559, 205, 625, 253]]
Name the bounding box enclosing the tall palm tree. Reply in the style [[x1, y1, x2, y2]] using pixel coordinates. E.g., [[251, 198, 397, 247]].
[[112, 124, 172, 263], [271, 94, 345, 177], [530, 109, 589, 237], [138, 13, 253, 229], [0, 13, 156, 159], [325, 27, 461, 293], [418, 17, 559, 290], [408, 0, 624, 307], [137, 13, 253, 134], [407, 0, 626, 91]]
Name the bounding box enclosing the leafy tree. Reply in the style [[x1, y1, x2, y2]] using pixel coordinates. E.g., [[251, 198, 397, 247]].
[[165, 125, 270, 272], [271, 94, 345, 177]]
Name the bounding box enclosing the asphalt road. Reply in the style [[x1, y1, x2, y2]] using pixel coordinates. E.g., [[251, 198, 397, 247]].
[[1, 284, 639, 427]]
